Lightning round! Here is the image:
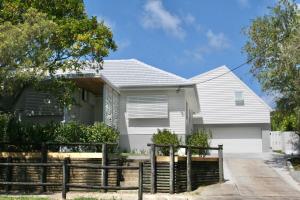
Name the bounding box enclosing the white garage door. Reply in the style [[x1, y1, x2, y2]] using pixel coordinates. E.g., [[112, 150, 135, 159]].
[[209, 127, 262, 153]]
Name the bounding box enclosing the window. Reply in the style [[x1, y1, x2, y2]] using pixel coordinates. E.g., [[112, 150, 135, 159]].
[[127, 95, 168, 118], [81, 88, 88, 101], [235, 91, 244, 106], [186, 102, 188, 120]]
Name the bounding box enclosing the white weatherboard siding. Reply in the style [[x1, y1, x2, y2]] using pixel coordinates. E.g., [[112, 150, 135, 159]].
[[209, 126, 262, 153], [190, 66, 271, 124], [119, 90, 185, 136]]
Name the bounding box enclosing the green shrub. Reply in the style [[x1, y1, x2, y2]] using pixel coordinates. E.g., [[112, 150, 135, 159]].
[[86, 122, 119, 143], [186, 129, 212, 156], [54, 121, 87, 143], [151, 129, 180, 155], [1, 119, 120, 152]]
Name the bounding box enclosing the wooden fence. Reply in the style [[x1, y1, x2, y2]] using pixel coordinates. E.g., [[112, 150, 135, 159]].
[[146, 144, 223, 194], [0, 142, 144, 200], [0, 158, 143, 200], [0, 142, 223, 197]]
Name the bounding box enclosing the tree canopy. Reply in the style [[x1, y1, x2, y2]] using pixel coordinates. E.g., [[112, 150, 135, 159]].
[[244, 0, 300, 132], [0, 0, 116, 108]]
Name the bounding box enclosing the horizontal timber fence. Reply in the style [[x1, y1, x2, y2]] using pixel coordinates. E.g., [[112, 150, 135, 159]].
[[0, 158, 144, 200], [0, 142, 223, 196], [0, 143, 119, 192], [146, 144, 223, 194]]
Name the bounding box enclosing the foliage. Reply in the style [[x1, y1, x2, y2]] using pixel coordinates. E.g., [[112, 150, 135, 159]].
[[54, 121, 86, 143], [244, 0, 300, 133], [0, 119, 119, 151], [5, 120, 59, 149], [271, 111, 297, 131], [0, 0, 117, 108], [151, 129, 181, 155], [86, 122, 119, 143], [186, 129, 212, 156]]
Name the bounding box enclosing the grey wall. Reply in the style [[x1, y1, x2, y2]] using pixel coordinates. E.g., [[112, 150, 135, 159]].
[[262, 130, 271, 152]]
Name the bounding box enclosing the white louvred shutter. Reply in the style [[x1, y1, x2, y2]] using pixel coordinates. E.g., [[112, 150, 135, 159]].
[[127, 95, 168, 118]]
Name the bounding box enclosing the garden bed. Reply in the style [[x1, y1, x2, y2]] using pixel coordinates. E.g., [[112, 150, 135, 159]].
[[289, 157, 300, 171]]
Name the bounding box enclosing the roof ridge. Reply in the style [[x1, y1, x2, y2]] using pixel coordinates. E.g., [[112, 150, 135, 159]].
[[189, 65, 229, 81], [104, 58, 136, 62], [131, 59, 187, 82]]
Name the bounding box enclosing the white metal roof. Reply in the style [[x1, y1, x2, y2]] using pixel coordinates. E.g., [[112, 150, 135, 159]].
[[100, 59, 190, 88]]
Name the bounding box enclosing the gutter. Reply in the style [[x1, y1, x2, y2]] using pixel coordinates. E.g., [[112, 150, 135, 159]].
[[118, 83, 195, 91]]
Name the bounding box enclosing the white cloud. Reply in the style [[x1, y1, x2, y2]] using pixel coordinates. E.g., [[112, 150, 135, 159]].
[[96, 15, 116, 30], [141, 0, 185, 39], [117, 39, 131, 51], [184, 13, 195, 25], [297, 3, 300, 10], [206, 30, 230, 50], [237, 0, 250, 8], [186, 30, 230, 61]]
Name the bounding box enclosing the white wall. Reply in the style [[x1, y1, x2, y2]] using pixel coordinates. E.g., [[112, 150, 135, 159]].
[[191, 66, 271, 125], [119, 89, 186, 136]]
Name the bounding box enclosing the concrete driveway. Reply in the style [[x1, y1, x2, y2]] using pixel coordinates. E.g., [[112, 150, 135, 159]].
[[199, 153, 300, 200]]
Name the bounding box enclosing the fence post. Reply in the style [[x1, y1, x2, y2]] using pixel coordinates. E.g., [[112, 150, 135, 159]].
[[62, 157, 69, 199], [5, 156, 12, 192], [186, 147, 192, 192], [138, 162, 143, 200], [150, 144, 156, 194], [102, 143, 108, 192], [41, 143, 48, 192], [169, 145, 174, 194], [218, 145, 224, 183]]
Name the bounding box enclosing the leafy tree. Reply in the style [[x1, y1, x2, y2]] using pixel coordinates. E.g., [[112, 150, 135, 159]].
[[271, 111, 297, 131], [244, 0, 300, 133], [0, 0, 116, 108]]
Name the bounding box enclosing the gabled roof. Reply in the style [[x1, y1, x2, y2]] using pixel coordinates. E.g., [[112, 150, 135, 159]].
[[55, 59, 193, 90], [101, 59, 190, 88], [189, 65, 272, 111]]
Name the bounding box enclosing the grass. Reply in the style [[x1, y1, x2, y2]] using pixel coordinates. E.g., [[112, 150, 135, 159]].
[[273, 150, 284, 154], [289, 157, 300, 171]]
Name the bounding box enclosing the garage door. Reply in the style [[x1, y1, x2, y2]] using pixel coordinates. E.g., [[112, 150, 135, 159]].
[[209, 127, 262, 153]]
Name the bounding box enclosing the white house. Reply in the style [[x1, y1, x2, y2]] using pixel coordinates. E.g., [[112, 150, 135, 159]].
[[11, 60, 271, 153], [190, 66, 272, 153]]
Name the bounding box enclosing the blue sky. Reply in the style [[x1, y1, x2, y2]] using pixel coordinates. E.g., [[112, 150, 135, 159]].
[[84, 0, 299, 107]]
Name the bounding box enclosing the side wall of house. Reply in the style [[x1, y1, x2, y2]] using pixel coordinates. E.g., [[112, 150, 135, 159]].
[[14, 87, 103, 125], [192, 66, 271, 124], [14, 87, 64, 123], [118, 89, 186, 152], [185, 88, 197, 135], [66, 88, 102, 124]]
